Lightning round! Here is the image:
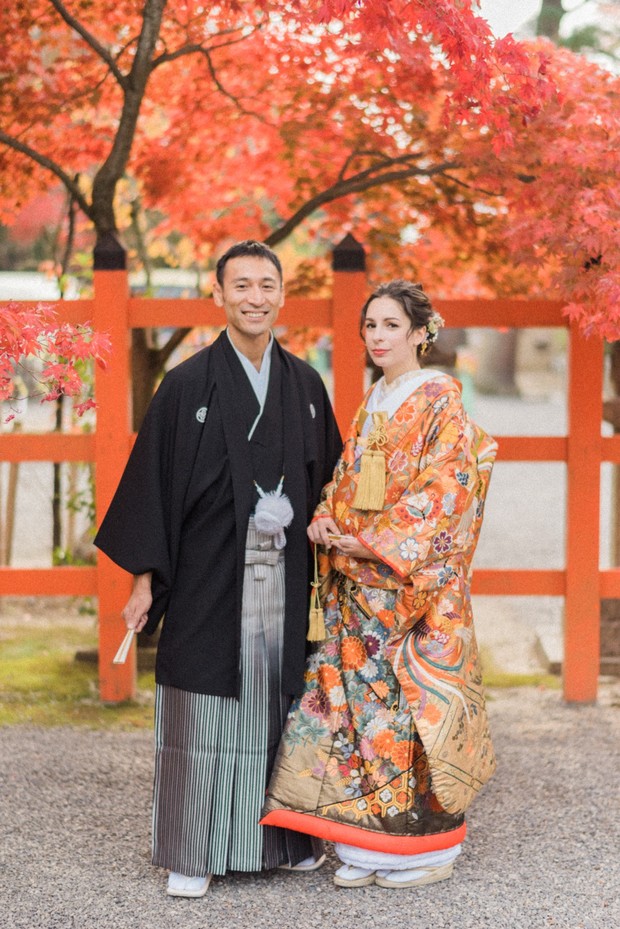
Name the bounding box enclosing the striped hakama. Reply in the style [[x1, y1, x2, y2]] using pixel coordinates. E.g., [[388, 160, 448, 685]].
[[152, 520, 320, 877]]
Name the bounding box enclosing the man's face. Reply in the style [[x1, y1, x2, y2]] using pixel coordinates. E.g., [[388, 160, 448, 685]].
[[213, 255, 284, 344]]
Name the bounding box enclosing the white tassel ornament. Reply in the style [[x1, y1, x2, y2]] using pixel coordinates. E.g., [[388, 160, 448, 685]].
[[253, 477, 294, 549]]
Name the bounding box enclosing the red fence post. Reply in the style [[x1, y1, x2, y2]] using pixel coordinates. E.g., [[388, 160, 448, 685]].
[[564, 324, 603, 702], [93, 235, 134, 702], [331, 234, 367, 434], [7, 275, 610, 706]]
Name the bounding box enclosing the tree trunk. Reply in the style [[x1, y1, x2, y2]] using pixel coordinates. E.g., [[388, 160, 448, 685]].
[[536, 0, 565, 40], [473, 330, 520, 396], [601, 342, 620, 675], [52, 397, 63, 557], [606, 342, 620, 565], [131, 326, 192, 430], [471, 0, 571, 402], [2, 424, 21, 566], [90, 0, 167, 237], [5, 460, 19, 566], [131, 330, 162, 431]]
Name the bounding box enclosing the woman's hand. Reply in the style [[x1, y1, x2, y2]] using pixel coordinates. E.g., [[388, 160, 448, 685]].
[[334, 536, 380, 561], [307, 518, 380, 562], [307, 516, 340, 547]]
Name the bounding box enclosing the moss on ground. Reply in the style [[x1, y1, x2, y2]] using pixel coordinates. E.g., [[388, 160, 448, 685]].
[[480, 646, 561, 692], [0, 609, 560, 729], [0, 620, 155, 729]]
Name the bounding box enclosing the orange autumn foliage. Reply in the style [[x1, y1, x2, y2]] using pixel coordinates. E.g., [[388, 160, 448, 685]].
[[0, 2, 617, 335], [0, 302, 110, 416]]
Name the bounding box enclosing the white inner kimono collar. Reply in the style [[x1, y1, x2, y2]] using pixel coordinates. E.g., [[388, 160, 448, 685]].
[[362, 368, 442, 434], [226, 329, 274, 439]]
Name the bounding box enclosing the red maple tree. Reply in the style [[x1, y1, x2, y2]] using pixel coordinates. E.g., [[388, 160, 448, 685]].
[[0, 302, 110, 417], [0, 0, 617, 350]]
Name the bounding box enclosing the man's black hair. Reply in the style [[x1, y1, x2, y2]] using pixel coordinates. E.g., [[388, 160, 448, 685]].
[[215, 240, 283, 286]]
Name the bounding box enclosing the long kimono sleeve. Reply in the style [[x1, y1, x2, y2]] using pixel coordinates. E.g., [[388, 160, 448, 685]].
[[94, 374, 177, 626], [357, 392, 490, 582]]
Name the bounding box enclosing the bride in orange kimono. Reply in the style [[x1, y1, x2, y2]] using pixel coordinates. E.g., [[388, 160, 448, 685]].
[[262, 280, 497, 889]]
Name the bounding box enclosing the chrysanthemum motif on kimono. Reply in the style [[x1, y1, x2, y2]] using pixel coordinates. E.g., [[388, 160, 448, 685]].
[[262, 372, 498, 851], [309, 374, 497, 812]]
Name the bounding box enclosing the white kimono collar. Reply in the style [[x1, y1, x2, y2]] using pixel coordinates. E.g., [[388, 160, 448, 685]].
[[363, 368, 443, 428]]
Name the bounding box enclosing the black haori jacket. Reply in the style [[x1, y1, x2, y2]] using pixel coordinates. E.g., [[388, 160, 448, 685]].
[[94, 333, 342, 698]]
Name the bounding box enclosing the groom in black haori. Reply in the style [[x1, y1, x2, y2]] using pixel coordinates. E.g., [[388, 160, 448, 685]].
[[95, 240, 341, 896]]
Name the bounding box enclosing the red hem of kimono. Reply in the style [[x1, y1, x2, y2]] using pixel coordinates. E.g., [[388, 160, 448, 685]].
[[261, 811, 466, 854]]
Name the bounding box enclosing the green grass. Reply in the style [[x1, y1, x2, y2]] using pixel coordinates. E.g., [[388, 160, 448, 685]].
[[0, 618, 561, 729], [480, 647, 561, 691], [0, 621, 155, 728]]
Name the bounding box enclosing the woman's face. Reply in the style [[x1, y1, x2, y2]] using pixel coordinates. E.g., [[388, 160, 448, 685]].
[[363, 296, 426, 382]]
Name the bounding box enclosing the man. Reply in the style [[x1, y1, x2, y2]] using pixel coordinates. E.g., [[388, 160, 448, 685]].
[[95, 241, 342, 896]]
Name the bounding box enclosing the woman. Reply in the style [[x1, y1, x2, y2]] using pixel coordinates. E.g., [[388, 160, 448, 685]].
[[261, 280, 497, 888]]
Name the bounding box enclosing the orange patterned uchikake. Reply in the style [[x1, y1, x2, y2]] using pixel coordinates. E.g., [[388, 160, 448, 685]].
[[262, 371, 497, 854]]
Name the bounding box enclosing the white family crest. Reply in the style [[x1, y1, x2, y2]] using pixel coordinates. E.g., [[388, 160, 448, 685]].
[[309, 403, 316, 419], [195, 406, 208, 423]]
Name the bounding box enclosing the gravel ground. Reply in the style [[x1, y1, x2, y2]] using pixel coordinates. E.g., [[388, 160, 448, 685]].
[[2, 382, 619, 927], [2, 683, 619, 929]]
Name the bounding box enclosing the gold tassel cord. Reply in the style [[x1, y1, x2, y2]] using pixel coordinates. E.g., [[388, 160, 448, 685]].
[[307, 545, 326, 641], [352, 411, 388, 511], [353, 448, 386, 510]]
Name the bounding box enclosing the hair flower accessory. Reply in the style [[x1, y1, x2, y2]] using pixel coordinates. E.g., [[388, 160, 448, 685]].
[[426, 311, 444, 341], [420, 311, 444, 354]]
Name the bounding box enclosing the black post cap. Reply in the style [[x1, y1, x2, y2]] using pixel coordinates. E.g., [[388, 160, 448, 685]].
[[332, 233, 366, 272], [93, 232, 126, 270]]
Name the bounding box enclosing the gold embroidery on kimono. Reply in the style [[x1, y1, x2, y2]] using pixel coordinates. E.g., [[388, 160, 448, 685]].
[[262, 372, 497, 854]]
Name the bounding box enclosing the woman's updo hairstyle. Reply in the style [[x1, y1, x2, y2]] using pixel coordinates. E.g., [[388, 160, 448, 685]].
[[360, 279, 444, 355]]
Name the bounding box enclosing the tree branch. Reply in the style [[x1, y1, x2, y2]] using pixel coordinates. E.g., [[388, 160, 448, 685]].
[[151, 31, 270, 124], [202, 48, 271, 124], [129, 199, 153, 293], [60, 184, 78, 283], [151, 27, 256, 68], [208, 32, 263, 52], [126, 0, 166, 93], [90, 0, 167, 233], [155, 327, 192, 368], [0, 131, 93, 220], [439, 172, 502, 198], [337, 150, 427, 185], [47, 0, 127, 87], [266, 160, 461, 247], [337, 150, 392, 182], [151, 41, 208, 67]]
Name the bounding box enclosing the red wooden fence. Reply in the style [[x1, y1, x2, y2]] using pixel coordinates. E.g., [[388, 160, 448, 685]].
[[1, 253, 617, 703]]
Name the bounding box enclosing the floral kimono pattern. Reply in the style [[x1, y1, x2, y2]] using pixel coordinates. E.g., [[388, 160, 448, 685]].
[[262, 373, 497, 854]]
